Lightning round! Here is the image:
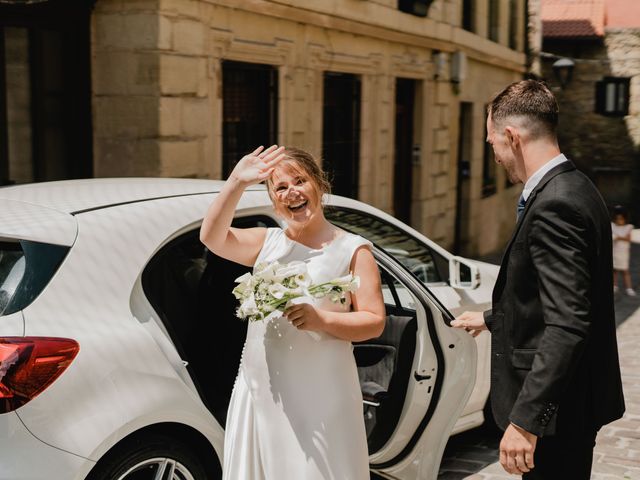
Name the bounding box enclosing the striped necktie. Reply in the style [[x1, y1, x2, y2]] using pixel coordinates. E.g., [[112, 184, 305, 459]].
[[516, 194, 526, 221]]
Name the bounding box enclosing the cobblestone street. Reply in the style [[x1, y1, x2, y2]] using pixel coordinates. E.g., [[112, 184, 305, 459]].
[[438, 242, 640, 479]]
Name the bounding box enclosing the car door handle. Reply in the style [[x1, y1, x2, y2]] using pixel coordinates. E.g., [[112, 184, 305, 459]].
[[414, 371, 431, 381]]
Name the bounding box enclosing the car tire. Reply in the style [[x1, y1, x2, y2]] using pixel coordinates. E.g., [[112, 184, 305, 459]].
[[86, 433, 211, 480]]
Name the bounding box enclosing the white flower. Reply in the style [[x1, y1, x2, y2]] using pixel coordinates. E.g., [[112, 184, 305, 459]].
[[234, 272, 252, 283], [273, 261, 307, 280], [268, 283, 289, 299], [232, 260, 361, 322]]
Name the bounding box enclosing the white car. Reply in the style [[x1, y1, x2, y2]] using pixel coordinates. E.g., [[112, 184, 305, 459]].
[[0, 178, 497, 480]]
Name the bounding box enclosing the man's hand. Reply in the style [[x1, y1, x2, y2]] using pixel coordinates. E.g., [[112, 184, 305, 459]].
[[451, 311, 487, 337], [499, 423, 537, 475]]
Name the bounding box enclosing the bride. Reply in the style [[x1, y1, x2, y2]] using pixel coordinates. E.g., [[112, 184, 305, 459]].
[[200, 144, 385, 479]]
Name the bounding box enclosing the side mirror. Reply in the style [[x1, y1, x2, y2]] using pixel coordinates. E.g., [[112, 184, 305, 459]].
[[449, 256, 480, 290]]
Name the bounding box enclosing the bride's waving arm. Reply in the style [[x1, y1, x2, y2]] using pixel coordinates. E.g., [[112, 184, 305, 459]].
[[199, 145, 285, 266]]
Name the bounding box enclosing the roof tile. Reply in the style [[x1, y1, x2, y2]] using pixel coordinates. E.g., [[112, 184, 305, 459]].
[[542, 0, 605, 38]]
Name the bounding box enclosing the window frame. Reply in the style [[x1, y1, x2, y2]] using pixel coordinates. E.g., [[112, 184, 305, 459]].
[[595, 77, 630, 117], [324, 206, 450, 287]]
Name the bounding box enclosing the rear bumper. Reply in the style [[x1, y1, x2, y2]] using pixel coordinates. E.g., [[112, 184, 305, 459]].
[[0, 412, 93, 480]]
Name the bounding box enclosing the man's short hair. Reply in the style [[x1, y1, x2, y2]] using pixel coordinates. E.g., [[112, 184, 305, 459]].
[[489, 80, 559, 140]]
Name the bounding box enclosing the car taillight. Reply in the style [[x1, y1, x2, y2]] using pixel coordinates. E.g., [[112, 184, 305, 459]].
[[0, 337, 79, 413]]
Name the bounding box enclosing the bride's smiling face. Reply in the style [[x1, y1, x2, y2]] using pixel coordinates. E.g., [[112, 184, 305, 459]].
[[269, 162, 322, 223]]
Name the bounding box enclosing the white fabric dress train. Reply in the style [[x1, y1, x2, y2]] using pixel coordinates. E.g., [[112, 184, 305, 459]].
[[223, 227, 371, 480]]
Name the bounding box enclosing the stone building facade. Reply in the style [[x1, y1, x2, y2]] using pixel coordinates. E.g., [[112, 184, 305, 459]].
[[541, 0, 640, 223], [1, 0, 530, 256]]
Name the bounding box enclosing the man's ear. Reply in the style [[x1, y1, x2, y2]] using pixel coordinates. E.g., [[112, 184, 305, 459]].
[[504, 126, 520, 149]]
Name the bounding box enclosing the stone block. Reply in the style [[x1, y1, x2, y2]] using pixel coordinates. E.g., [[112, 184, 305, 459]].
[[434, 128, 449, 152], [158, 14, 173, 50], [181, 98, 211, 137], [93, 51, 160, 96], [94, 138, 160, 177], [172, 18, 206, 55], [94, 0, 160, 14], [159, 139, 201, 177], [159, 54, 201, 95], [440, 105, 451, 128], [94, 96, 159, 138], [159, 0, 201, 19], [159, 96, 182, 136], [436, 80, 451, 103], [94, 13, 160, 50], [434, 173, 449, 196]]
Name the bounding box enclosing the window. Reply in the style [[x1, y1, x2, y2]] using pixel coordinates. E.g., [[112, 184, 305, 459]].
[[462, 0, 475, 32], [0, 2, 93, 186], [398, 0, 433, 17], [455, 102, 473, 254], [509, 0, 519, 50], [222, 61, 278, 177], [482, 106, 497, 197], [325, 207, 449, 285], [0, 240, 68, 316], [323, 72, 361, 199], [394, 78, 417, 225], [488, 0, 500, 42], [595, 77, 630, 117]]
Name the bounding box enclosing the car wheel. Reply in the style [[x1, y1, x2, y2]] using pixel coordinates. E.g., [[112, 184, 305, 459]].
[[87, 433, 210, 480]]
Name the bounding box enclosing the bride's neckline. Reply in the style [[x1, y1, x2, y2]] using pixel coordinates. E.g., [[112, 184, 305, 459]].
[[283, 228, 348, 251]]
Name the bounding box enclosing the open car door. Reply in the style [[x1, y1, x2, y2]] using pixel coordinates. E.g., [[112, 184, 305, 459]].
[[358, 248, 477, 479]]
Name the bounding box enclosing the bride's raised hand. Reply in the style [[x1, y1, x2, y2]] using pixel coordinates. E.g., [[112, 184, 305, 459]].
[[230, 145, 286, 186]]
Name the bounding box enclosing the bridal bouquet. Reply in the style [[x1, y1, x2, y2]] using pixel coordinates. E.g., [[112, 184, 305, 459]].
[[232, 260, 360, 322]]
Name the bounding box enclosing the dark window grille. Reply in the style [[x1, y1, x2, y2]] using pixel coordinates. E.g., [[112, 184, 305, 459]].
[[322, 72, 361, 199], [483, 105, 497, 197], [488, 0, 500, 42], [454, 102, 473, 255], [398, 0, 433, 17], [595, 77, 630, 117], [0, 1, 93, 185], [509, 0, 518, 50], [222, 61, 278, 178], [462, 0, 475, 32], [393, 78, 416, 225]]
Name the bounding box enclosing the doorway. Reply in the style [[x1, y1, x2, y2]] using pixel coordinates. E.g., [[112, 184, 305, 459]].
[[394, 79, 417, 225], [454, 102, 473, 255]]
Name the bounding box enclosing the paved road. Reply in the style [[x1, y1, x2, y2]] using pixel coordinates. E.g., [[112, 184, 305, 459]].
[[438, 242, 640, 479]]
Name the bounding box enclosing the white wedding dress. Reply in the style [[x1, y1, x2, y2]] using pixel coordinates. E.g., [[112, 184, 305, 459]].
[[223, 227, 372, 480]]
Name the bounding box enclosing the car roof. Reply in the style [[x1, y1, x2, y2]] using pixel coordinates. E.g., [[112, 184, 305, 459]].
[[0, 178, 270, 214], [0, 178, 455, 261]]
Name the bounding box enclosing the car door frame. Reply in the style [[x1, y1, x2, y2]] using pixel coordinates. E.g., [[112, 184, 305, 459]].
[[370, 247, 477, 478]]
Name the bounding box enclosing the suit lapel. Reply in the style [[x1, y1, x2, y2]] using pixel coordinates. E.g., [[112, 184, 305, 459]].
[[493, 161, 576, 299]]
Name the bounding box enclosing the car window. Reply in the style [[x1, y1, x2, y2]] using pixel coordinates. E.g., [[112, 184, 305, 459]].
[[380, 266, 416, 311], [0, 240, 69, 316], [325, 207, 449, 285]]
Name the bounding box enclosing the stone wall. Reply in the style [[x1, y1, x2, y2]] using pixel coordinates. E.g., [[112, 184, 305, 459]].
[[91, 0, 527, 254], [542, 30, 640, 219]]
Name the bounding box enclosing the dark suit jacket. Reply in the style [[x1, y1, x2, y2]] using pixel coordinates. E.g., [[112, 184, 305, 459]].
[[485, 160, 625, 437]]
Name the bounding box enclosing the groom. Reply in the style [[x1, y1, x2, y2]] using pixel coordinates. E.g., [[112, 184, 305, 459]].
[[452, 80, 625, 478]]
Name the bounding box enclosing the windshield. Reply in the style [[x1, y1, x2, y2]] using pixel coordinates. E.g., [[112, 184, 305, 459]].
[[0, 240, 69, 316]]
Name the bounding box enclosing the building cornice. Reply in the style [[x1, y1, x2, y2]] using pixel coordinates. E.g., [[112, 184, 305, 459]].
[[200, 0, 526, 73]]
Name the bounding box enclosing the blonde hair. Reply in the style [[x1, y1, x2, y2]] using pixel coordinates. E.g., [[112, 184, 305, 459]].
[[266, 147, 331, 206]]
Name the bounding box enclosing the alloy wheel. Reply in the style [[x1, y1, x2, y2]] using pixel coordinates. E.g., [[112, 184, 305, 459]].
[[116, 457, 196, 480]]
